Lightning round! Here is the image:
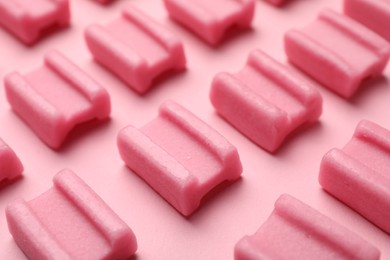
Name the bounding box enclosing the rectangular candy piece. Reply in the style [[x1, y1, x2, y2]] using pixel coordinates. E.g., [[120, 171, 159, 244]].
[[163, 0, 255, 45], [0, 0, 70, 44], [344, 0, 390, 42], [319, 120, 390, 234], [85, 6, 186, 94], [210, 49, 322, 152], [117, 100, 242, 216], [0, 138, 23, 182], [6, 169, 137, 260], [235, 194, 380, 260], [4, 50, 111, 149], [285, 9, 390, 98]]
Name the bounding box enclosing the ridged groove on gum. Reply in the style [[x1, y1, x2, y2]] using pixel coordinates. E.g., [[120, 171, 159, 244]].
[[163, 0, 255, 45], [0, 0, 70, 44], [5, 169, 137, 260], [210, 49, 322, 152], [319, 120, 390, 234], [265, 0, 287, 6], [4, 50, 111, 149], [94, 0, 115, 4], [117, 100, 242, 216], [85, 5, 186, 94], [234, 194, 381, 260], [285, 9, 390, 98], [344, 0, 390, 42], [0, 138, 23, 182]]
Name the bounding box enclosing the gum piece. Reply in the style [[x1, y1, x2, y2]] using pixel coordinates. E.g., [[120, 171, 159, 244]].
[[0, 0, 70, 44], [210, 49, 322, 152], [319, 120, 390, 234], [6, 169, 137, 260], [0, 138, 23, 182], [344, 0, 390, 42], [285, 9, 390, 98], [163, 0, 255, 45], [4, 50, 111, 149], [85, 6, 186, 94], [235, 194, 380, 260], [117, 100, 242, 216]]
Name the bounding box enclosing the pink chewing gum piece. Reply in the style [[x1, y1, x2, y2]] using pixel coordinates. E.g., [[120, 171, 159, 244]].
[[6, 169, 137, 260], [344, 0, 390, 42], [0, 138, 23, 182], [285, 9, 390, 98], [84, 6, 186, 94], [210, 49, 322, 153], [4, 50, 111, 149], [235, 194, 380, 260], [0, 0, 70, 44], [319, 120, 390, 234], [117, 101, 242, 216], [163, 0, 255, 45]]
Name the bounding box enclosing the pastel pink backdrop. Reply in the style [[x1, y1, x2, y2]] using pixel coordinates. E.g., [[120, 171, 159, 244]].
[[0, 0, 389, 259]]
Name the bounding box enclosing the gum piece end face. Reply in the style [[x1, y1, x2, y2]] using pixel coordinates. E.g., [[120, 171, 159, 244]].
[[163, 0, 255, 45], [0, 138, 23, 182], [4, 50, 111, 149], [285, 9, 390, 98], [84, 6, 186, 94], [210, 49, 322, 152], [0, 0, 70, 44], [234, 194, 380, 260], [117, 100, 242, 216], [319, 120, 390, 234], [6, 169, 137, 260], [344, 0, 390, 42]]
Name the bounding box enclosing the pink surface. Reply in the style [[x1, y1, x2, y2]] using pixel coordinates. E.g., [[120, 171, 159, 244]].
[[319, 120, 390, 235], [6, 169, 137, 259], [85, 5, 186, 94], [163, 0, 255, 45], [210, 49, 322, 152], [4, 50, 111, 149], [265, 0, 288, 6], [0, 0, 70, 44], [344, 0, 390, 42], [285, 9, 390, 98], [118, 101, 242, 216], [0, 138, 23, 182], [235, 194, 380, 260], [0, 1, 390, 259]]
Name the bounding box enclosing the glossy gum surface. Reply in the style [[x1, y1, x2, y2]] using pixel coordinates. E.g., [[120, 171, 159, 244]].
[[118, 101, 242, 216], [6, 169, 137, 260], [85, 5, 186, 94], [285, 9, 390, 98], [319, 120, 390, 234], [344, 0, 390, 42], [210, 49, 322, 152], [163, 0, 255, 45], [0, 139, 23, 182], [0, 1, 390, 259], [4, 50, 111, 149], [0, 0, 70, 44], [235, 194, 380, 260]]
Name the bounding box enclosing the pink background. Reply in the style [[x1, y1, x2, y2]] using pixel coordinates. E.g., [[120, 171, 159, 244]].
[[1, 0, 390, 259]]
